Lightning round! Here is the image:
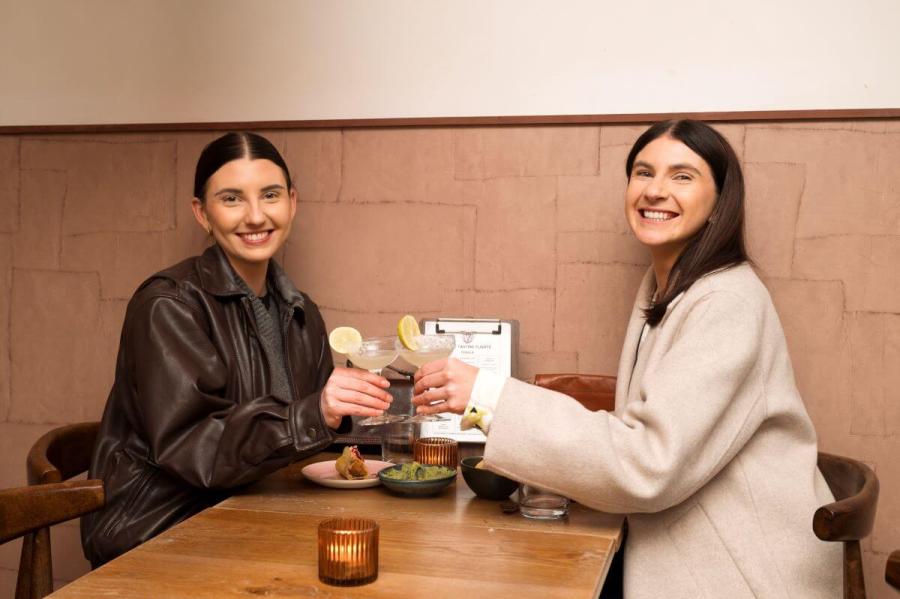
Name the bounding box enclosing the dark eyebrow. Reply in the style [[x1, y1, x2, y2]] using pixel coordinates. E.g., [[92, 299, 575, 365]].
[[214, 184, 286, 196], [213, 188, 243, 196], [669, 163, 702, 175], [632, 160, 652, 170]]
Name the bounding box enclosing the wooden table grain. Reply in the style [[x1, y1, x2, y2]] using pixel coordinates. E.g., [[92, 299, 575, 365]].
[[50, 454, 623, 598]]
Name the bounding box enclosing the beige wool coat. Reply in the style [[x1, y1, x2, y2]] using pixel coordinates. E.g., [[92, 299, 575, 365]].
[[484, 264, 842, 598]]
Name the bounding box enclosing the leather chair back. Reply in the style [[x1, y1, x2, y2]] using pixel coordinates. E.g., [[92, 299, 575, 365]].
[[533, 373, 617, 412]]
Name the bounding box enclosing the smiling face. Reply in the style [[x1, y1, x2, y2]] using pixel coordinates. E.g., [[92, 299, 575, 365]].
[[191, 157, 297, 285], [625, 135, 718, 268]]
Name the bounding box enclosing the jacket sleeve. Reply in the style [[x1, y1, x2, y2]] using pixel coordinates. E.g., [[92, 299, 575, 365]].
[[126, 293, 334, 489], [484, 289, 767, 514]]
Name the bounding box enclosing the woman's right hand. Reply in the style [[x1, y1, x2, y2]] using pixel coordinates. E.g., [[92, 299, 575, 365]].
[[320, 367, 393, 429]]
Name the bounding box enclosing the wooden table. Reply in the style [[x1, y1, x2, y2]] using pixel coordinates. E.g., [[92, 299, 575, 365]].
[[50, 454, 623, 598]]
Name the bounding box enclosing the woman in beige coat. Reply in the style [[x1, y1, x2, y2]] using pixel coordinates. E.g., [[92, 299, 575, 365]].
[[412, 120, 841, 598]]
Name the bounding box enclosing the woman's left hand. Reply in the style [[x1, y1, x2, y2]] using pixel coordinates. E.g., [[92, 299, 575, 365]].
[[411, 358, 478, 415]]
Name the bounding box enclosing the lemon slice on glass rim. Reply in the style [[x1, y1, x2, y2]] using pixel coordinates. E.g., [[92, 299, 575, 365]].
[[397, 315, 421, 350], [328, 326, 363, 355]]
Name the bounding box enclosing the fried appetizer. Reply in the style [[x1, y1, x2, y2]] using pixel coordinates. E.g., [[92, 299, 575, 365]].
[[335, 445, 368, 479]]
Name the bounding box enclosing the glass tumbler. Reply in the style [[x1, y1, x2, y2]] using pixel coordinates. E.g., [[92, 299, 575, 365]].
[[518, 484, 570, 520], [381, 421, 418, 464]]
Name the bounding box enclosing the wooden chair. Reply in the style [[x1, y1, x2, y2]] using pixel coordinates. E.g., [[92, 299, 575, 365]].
[[814, 452, 880, 599], [533, 373, 617, 412], [886, 550, 900, 590], [7, 422, 103, 599]]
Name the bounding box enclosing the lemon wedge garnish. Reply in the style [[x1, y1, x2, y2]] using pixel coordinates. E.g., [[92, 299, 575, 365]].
[[397, 315, 421, 350], [329, 326, 363, 355]]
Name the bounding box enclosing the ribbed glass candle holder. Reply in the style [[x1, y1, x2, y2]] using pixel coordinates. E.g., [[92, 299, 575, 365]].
[[413, 437, 459, 469], [317, 517, 379, 586]]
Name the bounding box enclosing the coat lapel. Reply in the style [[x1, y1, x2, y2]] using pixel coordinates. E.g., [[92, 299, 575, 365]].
[[614, 268, 655, 412]]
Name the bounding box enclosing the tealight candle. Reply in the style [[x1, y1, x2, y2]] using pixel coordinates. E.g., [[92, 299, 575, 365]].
[[414, 437, 459, 469], [317, 517, 379, 586]]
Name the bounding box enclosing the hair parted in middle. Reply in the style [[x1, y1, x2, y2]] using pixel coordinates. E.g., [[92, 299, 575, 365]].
[[625, 119, 750, 326]]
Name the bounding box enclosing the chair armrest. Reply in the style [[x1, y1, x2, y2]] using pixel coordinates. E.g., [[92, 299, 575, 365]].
[[0, 479, 104, 544], [887, 550, 900, 590], [813, 455, 879, 542], [27, 422, 100, 484]]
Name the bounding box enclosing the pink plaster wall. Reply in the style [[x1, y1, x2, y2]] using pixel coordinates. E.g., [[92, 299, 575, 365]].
[[1, 121, 898, 597]]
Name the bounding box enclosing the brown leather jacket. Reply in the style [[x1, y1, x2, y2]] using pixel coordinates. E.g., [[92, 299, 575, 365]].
[[81, 245, 338, 566]]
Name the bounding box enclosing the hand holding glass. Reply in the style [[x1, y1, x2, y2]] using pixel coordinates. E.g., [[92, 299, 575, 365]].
[[357, 334, 455, 426]]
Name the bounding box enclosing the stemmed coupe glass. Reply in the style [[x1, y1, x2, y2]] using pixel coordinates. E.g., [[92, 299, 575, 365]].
[[355, 334, 456, 426]]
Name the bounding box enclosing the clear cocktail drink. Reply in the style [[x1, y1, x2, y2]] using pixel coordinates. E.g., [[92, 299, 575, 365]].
[[346, 336, 398, 375], [398, 335, 455, 368]]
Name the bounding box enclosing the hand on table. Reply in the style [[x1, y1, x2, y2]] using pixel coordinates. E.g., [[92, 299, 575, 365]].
[[320, 367, 392, 429], [411, 358, 478, 415]]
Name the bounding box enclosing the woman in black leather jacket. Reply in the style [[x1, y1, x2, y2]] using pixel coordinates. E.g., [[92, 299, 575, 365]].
[[81, 132, 391, 566]]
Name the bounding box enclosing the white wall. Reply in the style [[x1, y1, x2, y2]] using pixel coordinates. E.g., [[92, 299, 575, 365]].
[[1, 0, 898, 127]]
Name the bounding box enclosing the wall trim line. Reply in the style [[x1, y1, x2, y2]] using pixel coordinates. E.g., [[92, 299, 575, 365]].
[[1, 108, 898, 134]]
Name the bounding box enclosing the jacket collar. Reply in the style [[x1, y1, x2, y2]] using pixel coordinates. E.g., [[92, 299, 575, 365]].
[[196, 244, 306, 311]]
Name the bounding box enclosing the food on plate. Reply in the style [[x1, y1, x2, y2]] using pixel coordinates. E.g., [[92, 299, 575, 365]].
[[381, 461, 455, 481], [335, 446, 368, 479]]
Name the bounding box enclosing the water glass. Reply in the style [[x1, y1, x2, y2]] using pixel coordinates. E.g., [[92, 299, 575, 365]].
[[518, 484, 570, 520], [381, 421, 418, 464]]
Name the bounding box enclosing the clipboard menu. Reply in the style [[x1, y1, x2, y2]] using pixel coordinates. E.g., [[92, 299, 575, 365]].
[[418, 318, 519, 443]]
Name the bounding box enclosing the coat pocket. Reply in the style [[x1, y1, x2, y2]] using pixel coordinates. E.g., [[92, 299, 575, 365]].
[[667, 504, 756, 599]]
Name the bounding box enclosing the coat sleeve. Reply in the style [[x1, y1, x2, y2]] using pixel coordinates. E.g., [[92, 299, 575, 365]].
[[484, 290, 767, 513], [126, 293, 334, 489]]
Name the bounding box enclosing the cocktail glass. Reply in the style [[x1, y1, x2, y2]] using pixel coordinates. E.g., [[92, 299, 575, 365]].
[[346, 336, 398, 376], [358, 334, 456, 426], [393, 334, 456, 423], [397, 334, 456, 370]]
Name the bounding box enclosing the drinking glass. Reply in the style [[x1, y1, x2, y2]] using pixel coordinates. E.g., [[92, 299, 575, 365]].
[[358, 334, 456, 426], [392, 334, 456, 424], [346, 336, 398, 375], [518, 484, 570, 520], [381, 421, 418, 464]]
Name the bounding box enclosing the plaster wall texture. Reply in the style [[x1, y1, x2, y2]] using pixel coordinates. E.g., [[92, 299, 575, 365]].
[[0, 121, 898, 597]]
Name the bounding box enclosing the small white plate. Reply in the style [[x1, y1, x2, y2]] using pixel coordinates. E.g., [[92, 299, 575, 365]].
[[301, 459, 394, 489]]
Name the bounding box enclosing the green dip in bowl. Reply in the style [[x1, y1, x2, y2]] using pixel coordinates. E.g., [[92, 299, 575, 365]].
[[378, 462, 456, 497]]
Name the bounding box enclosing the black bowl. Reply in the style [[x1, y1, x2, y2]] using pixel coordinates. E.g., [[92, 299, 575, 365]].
[[460, 456, 519, 500]]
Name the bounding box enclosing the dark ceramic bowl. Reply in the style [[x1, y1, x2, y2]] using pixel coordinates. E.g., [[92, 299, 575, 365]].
[[377, 464, 456, 497], [460, 456, 519, 500]]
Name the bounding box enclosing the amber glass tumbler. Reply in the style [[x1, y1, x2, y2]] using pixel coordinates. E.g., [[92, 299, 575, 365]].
[[317, 517, 379, 586], [414, 437, 459, 469]]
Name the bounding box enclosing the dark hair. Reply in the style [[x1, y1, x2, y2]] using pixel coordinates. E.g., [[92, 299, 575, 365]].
[[625, 120, 749, 326], [193, 132, 293, 201]]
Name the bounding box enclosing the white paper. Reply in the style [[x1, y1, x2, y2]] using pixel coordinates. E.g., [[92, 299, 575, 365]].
[[419, 319, 514, 442]]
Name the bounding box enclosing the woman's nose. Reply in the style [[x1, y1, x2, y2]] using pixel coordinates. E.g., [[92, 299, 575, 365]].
[[643, 177, 667, 201], [244, 199, 266, 224]]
